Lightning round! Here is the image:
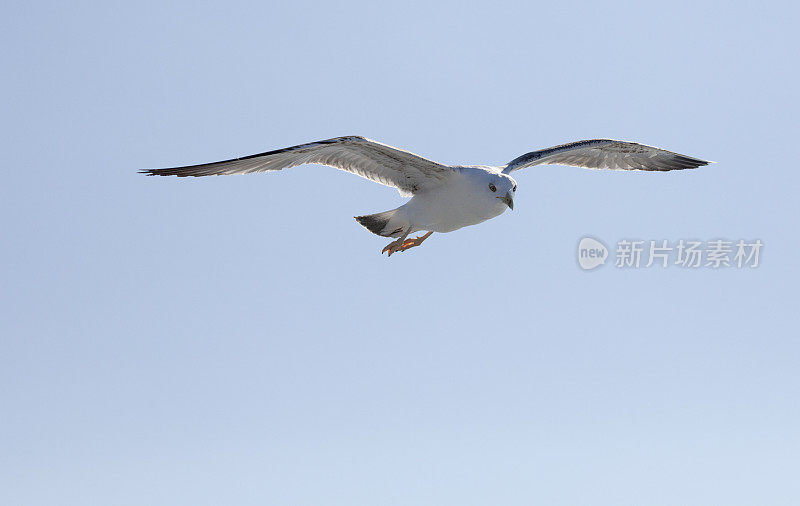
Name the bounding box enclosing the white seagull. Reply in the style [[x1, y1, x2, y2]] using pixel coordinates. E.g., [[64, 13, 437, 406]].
[[141, 136, 710, 256]]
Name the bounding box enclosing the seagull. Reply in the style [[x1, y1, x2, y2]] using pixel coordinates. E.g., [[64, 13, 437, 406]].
[[141, 136, 710, 256]]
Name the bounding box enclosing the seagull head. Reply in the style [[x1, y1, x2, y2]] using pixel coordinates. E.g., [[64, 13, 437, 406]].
[[486, 172, 516, 211]]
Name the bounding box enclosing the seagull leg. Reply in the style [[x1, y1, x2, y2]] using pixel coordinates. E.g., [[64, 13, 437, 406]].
[[381, 228, 412, 257], [399, 231, 433, 252]]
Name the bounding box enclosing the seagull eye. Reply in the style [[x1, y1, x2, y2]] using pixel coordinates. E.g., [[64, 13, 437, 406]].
[[512, 184, 516, 192], [489, 184, 497, 192]]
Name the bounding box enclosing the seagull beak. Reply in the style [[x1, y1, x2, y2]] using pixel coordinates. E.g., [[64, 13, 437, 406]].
[[498, 192, 514, 210]]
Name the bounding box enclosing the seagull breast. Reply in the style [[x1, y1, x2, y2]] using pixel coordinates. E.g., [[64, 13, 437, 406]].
[[402, 167, 508, 233]]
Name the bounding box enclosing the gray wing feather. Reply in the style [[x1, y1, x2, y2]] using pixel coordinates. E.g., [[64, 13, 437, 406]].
[[503, 139, 711, 173], [141, 136, 453, 196]]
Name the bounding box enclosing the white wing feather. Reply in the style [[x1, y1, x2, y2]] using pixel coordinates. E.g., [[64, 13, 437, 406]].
[[141, 136, 454, 196], [503, 139, 711, 173]]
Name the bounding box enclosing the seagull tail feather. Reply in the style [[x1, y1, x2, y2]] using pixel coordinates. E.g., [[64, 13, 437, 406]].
[[355, 209, 405, 237]]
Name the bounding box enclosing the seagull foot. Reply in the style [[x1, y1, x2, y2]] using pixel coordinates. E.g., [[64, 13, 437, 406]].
[[382, 231, 433, 256], [381, 238, 404, 257]]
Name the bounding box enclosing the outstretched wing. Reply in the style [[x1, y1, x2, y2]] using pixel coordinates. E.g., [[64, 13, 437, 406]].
[[140, 136, 454, 196], [503, 139, 711, 173]]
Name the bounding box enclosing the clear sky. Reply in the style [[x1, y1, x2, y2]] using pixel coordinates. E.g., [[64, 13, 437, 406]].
[[2, 1, 799, 505]]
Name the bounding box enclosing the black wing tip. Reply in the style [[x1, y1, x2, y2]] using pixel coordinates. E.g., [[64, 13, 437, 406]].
[[138, 167, 202, 177], [673, 155, 712, 169], [140, 168, 173, 177]]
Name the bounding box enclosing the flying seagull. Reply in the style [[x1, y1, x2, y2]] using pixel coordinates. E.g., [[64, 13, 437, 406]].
[[141, 136, 710, 256]]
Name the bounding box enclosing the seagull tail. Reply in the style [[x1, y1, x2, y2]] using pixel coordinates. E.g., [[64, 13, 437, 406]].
[[355, 208, 406, 238]]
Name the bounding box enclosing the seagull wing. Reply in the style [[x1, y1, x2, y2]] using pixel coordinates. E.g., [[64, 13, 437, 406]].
[[141, 136, 454, 196], [503, 139, 711, 173]]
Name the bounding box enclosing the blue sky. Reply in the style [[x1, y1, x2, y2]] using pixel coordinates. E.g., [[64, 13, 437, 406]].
[[2, 1, 799, 504]]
